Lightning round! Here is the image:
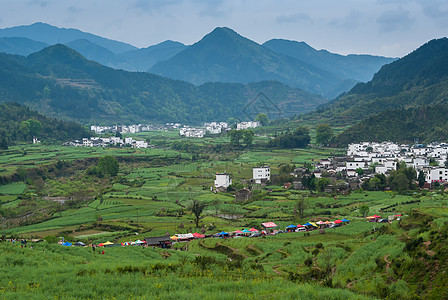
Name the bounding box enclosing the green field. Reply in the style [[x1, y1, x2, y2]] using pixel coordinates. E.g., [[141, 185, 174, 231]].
[[0, 132, 447, 298]]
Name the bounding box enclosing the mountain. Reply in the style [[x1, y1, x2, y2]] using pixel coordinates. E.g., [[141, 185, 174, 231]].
[[149, 27, 356, 99], [0, 44, 326, 124], [263, 39, 395, 82], [118, 40, 187, 71], [64, 39, 187, 71], [0, 23, 188, 71], [0, 22, 136, 54], [0, 102, 91, 147], [0, 37, 48, 56], [306, 38, 448, 126], [64, 39, 117, 67]]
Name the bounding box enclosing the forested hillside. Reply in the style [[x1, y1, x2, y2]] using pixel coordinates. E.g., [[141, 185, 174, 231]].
[[149, 27, 356, 99], [332, 105, 448, 145], [306, 38, 448, 126], [0, 44, 326, 124], [0, 102, 91, 147]]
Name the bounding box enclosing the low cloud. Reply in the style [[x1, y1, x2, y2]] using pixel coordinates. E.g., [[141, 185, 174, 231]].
[[376, 9, 414, 32], [276, 12, 312, 24], [128, 0, 182, 14], [328, 10, 362, 29]]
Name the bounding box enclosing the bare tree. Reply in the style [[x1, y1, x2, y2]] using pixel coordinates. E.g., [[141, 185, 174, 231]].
[[191, 199, 207, 228], [295, 198, 306, 219]]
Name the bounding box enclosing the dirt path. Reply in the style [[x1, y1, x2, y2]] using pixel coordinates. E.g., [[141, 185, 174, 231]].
[[272, 264, 285, 275], [384, 254, 391, 273]]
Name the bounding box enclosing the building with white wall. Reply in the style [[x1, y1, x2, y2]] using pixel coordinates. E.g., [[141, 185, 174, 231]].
[[253, 166, 270, 184], [214, 173, 232, 188]]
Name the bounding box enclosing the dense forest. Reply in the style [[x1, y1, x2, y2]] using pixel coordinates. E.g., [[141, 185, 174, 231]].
[[332, 105, 448, 145], [0, 102, 91, 147]]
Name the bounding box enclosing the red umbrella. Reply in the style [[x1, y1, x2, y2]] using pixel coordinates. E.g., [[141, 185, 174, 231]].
[[249, 228, 259, 232], [193, 232, 205, 238], [296, 224, 304, 227], [334, 219, 343, 224]]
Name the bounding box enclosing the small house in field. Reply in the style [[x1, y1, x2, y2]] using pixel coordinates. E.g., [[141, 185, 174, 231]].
[[235, 188, 252, 202], [253, 165, 270, 184], [214, 173, 232, 189]]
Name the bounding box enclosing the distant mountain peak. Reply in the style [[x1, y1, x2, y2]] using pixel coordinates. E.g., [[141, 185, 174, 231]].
[[0, 22, 137, 54], [27, 44, 90, 66]]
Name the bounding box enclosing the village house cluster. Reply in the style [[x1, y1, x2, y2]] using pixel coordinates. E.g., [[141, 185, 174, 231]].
[[179, 121, 259, 138], [179, 122, 229, 138], [213, 142, 448, 196], [236, 121, 259, 130], [90, 124, 159, 134], [65, 137, 152, 148], [305, 141, 448, 190]]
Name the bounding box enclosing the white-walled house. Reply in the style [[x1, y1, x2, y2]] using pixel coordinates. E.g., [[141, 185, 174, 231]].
[[426, 167, 448, 183], [214, 173, 232, 188], [237, 121, 259, 130], [346, 161, 368, 170], [253, 166, 270, 184]]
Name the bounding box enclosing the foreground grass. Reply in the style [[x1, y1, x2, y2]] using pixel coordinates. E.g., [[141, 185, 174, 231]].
[[0, 242, 373, 299]]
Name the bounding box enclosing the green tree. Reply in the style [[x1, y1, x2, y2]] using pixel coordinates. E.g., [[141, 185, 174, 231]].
[[242, 130, 254, 146], [255, 113, 269, 126], [191, 199, 207, 228], [43, 86, 51, 98], [268, 127, 310, 149], [228, 130, 244, 146], [0, 137, 7, 150], [418, 171, 426, 188], [97, 156, 119, 176], [315, 124, 333, 146], [355, 168, 364, 176], [359, 205, 369, 218], [316, 177, 331, 192], [368, 177, 381, 191], [26, 119, 42, 137], [390, 173, 410, 192]]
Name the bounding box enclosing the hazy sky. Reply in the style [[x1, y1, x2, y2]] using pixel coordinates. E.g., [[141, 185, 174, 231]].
[[1, 0, 447, 57]]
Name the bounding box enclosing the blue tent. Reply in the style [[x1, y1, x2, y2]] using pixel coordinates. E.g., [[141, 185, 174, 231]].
[[303, 222, 313, 226], [218, 231, 229, 236], [286, 224, 297, 228], [62, 242, 72, 247], [342, 218, 350, 222]]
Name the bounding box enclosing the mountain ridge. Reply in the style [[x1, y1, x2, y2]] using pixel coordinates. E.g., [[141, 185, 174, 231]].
[[0, 44, 327, 124], [263, 38, 396, 82], [0, 22, 136, 54], [149, 27, 356, 98]]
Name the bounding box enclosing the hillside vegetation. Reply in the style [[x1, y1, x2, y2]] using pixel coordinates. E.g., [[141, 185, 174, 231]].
[[0, 45, 326, 124], [0, 102, 91, 147], [332, 105, 448, 145], [307, 38, 448, 126], [149, 27, 356, 99]]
